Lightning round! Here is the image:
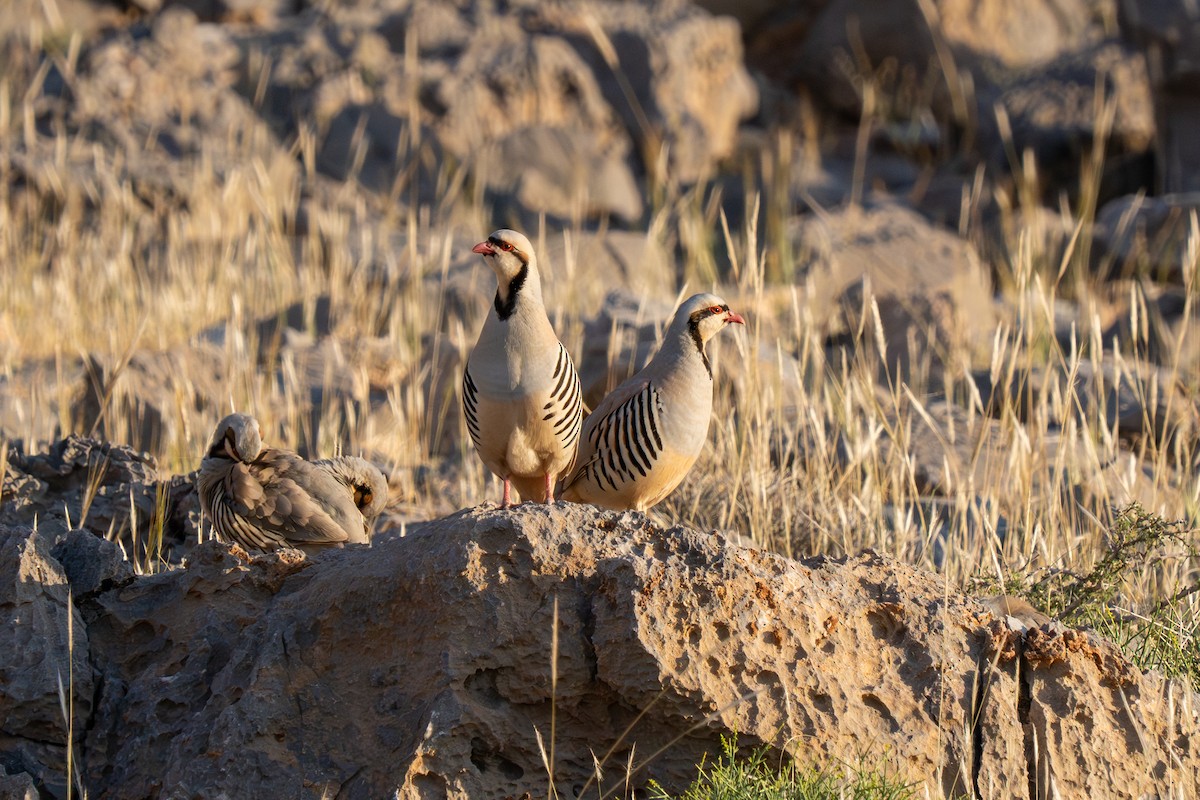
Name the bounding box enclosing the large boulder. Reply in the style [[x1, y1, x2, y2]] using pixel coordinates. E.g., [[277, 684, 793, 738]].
[[558, 2, 759, 183], [0, 503, 1191, 797], [738, 0, 1101, 114], [792, 203, 997, 379], [979, 40, 1154, 196], [70, 345, 228, 456]]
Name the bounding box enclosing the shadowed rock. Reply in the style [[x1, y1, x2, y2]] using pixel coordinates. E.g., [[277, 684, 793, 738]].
[[0, 436, 199, 566], [1121, 0, 1200, 193], [0, 527, 91, 799]]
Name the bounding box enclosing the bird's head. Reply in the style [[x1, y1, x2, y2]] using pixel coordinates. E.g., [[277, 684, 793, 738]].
[[315, 456, 390, 530], [472, 229, 535, 282], [349, 464, 389, 523], [206, 413, 263, 462], [677, 292, 746, 345]]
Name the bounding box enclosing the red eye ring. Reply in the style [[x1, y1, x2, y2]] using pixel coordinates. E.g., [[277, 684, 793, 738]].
[[500, 241, 513, 252], [709, 305, 723, 314]]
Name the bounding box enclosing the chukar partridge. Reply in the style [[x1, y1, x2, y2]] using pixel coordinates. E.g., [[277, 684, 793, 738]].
[[313, 456, 389, 536], [462, 229, 583, 507], [560, 293, 744, 511], [198, 413, 372, 552], [981, 595, 1052, 629]]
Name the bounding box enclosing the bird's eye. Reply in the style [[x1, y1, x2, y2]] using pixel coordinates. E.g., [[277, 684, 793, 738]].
[[709, 305, 723, 314], [500, 241, 513, 252]]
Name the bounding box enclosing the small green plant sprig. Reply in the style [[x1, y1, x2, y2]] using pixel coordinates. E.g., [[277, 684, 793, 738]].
[[648, 735, 916, 800]]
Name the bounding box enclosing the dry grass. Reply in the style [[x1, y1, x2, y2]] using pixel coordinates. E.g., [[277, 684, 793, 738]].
[[0, 15, 1197, 659]]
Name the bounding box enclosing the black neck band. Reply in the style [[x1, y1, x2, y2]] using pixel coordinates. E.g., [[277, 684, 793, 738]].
[[494, 263, 529, 320]]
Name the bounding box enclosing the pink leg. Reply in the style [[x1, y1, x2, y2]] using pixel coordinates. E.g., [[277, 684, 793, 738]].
[[501, 478, 513, 509], [543, 473, 554, 503]]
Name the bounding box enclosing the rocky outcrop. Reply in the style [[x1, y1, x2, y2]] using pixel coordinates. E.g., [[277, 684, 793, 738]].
[[979, 40, 1154, 187], [13, 8, 297, 247], [257, 0, 754, 214], [2, 436, 156, 525], [0, 502, 1196, 798], [7, 0, 756, 239], [732, 0, 1153, 198], [1, 436, 201, 568], [0, 528, 91, 800]]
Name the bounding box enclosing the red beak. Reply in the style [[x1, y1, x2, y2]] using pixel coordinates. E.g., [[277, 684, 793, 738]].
[[726, 311, 746, 325], [472, 241, 495, 255]]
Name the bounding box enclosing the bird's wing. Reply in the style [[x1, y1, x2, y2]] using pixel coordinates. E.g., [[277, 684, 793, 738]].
[[562, 371, 655, 490], [461, 363, 484, 450], [228, 452, 352, 544]]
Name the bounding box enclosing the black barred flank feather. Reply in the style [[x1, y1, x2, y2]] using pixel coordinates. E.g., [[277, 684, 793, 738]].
[[582, 382, 664, 491], [462, 367, 483, 447]]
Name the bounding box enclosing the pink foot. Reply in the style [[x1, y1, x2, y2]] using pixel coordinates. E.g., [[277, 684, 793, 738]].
[[501, 479, 513, 509], [542, 472, 554, 503]]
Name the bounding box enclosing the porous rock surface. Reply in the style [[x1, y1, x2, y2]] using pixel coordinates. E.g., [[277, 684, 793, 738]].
[[1, 503, 1196, 798]]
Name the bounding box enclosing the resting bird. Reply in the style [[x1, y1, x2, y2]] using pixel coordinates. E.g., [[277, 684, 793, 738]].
[[197, 413, 376, 552], [561, 293, 744, 511], [981, 595, 1052, 630], [462, 229, 583, 507], [312, 456, 390, 536]]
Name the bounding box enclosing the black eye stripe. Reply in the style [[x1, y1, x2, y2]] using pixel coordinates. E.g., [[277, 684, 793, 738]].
[[689, 304, 729, 323]]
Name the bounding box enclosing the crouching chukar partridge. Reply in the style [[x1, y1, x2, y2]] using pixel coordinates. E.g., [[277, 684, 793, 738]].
[[462, 229, 583, 507], [312, 456, 390, 536], [198, 413, 385, 552], [560, 293, 744, 511]]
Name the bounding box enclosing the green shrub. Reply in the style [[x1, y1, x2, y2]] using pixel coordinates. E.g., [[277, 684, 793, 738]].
[[977, 504, 1199, 690]]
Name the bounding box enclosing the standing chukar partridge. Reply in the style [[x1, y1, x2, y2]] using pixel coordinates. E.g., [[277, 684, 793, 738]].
[[198, 413, 373, 552], [462, 229, 583, 507], [560, 293, 744, 511], [313, 456, 389, 536]]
